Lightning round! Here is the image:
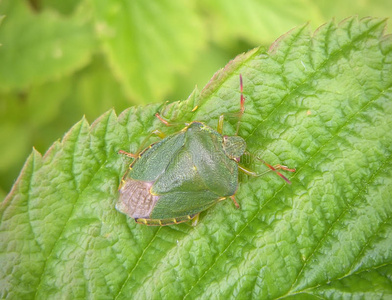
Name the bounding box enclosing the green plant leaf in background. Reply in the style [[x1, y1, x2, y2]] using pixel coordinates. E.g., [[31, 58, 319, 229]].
[[92, 0, 205, 103], [0, 0, 96, 195], [199, 0, 324, 46], [1, 17, 392, 299], [0, 1, 94, 91]]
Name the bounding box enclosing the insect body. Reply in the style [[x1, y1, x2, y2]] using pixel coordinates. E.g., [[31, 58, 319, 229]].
[[117, 122, 246, 225], [117, 75, 294, 225]]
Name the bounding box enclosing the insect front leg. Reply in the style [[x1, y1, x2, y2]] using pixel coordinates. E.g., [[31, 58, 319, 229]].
[[155, 113, 172, 126]]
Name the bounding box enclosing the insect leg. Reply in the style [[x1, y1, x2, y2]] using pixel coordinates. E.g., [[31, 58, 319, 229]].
[[155, 113, 172, 126], [118, 150, 138, 158], [238, 162, 295, 184], [118, 129, 167, 158], [155, 112, 188, 127], [230, 195, 240, 209], [217, 114, 225, 134], [191, 213, 200, 227]]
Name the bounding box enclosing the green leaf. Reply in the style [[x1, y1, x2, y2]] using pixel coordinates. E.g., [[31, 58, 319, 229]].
[[199, 0, 392, 49], [199, 0, 324, 46], [317, 0, 392, 21], [1, 17, 392, 299], [39, 0, 81, 15], [0, 0, 95, 91], [91, 0, 206, 103]]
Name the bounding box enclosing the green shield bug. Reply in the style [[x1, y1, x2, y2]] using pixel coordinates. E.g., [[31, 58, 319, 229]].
[[117, 75, 295, 226]]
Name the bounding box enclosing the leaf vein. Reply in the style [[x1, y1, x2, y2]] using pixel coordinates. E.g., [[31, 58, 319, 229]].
[[246, 19, 386, 142], [285, 150, 392, 295], [114, 227, 162, 299], [33, 122, 108, 299]]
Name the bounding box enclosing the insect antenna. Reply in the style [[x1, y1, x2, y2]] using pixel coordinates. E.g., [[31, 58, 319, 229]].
[[235, 74, 245, 136]]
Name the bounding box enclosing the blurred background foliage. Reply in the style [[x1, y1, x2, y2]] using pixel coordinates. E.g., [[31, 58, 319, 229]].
[[0, 0, 391, 198]]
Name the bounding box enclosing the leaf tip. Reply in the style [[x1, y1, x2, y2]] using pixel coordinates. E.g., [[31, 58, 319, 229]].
[[268, 23, 309, 54]]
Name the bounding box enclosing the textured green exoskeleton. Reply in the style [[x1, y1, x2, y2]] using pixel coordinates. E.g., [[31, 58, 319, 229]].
[[117, 75, 294, 225]]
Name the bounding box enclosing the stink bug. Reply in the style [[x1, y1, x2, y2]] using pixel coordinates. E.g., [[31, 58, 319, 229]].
[[117, 75, 295, 226]]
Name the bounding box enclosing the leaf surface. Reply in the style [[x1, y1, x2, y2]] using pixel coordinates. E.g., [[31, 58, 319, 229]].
[[1, 17, 392, 299]]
